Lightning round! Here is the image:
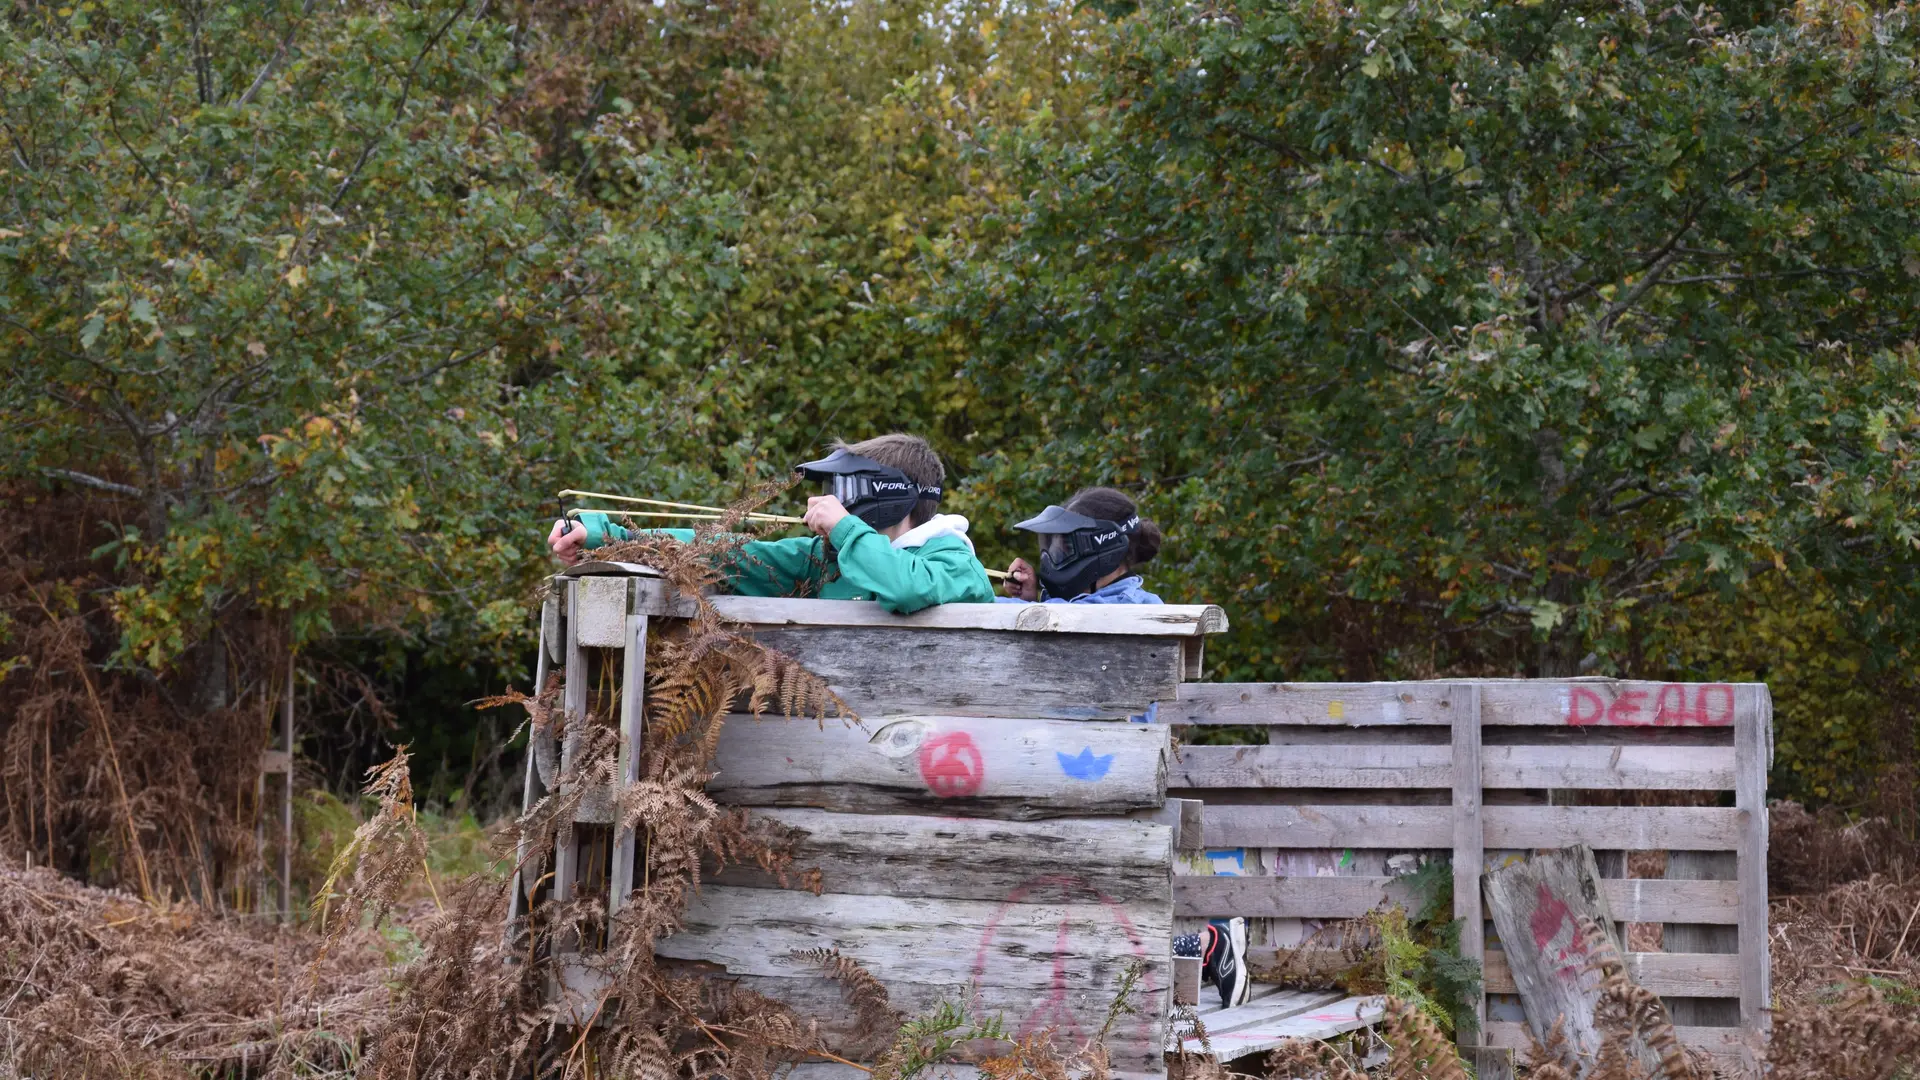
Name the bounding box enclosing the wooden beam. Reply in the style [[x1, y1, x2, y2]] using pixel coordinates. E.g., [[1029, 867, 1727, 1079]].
[[1453, 683, 1486, 1037], [609, 613, 648, 916], [554, 581, 587, 905], [1127, 797, 1202, 852], [1167, 682, 1460, 726], [1164, 680, 1766, 730], [1200, 804, 1452, 849], [713, 594, 1228, 637], [1175, 875, 1734, 925], [1174, 875, 1409, 919], [751, 627, 1183, 719], [1477, 679, 1762, 729], [713, 809, 1173, 905], [1735, 685, 1772, 1034], [573, 575, 630, 647], [1483, 949, 1740, 997], [1170, 744, 1453, 789], [1482, 806, 1741, 850], [1481, 744, 1735, 791], [710, 714, 1169, 819], [1482, 1020, 1756, 1068]]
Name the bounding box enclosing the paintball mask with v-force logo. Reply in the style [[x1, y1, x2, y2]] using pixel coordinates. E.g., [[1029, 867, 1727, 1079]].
[[1015, 504, 1138, 601], [795, 448, 942, 531]]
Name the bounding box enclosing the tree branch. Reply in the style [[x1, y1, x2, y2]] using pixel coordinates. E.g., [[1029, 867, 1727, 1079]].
[[235, 0, 322, 108], [42, 468, 144, 497], [330, 1, 471, 209]]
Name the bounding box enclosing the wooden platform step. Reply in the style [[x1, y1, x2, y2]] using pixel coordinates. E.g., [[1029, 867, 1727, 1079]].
[[1168, 988, 1385, 1061]]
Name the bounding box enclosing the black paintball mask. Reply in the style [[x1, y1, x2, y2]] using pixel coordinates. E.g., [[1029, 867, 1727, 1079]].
[[1015, 504, 1138, 601], [795, 448, 941, 531]]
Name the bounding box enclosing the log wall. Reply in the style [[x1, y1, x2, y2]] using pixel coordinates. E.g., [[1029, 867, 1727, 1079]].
[[514, 565, 1228, 1077]]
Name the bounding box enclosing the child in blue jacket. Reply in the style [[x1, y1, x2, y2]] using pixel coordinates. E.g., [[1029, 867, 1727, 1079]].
[[998, 487, 1252, 1010], [997, 487, 1165, 604]]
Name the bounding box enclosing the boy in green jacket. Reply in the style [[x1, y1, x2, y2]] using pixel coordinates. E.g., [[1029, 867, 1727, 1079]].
[[545, 434, 994, 615]]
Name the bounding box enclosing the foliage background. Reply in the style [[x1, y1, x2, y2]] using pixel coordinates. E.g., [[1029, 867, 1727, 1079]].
[[3, 0, 1919, 891]]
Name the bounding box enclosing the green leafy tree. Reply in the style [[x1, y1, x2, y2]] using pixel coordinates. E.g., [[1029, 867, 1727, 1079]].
[[0, 1, 740, 706], [938, 0, 1920, 800]]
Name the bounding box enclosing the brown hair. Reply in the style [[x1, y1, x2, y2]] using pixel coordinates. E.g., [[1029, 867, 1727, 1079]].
[[835, 434, 945, 527], [1064, 486, 1162, 569]]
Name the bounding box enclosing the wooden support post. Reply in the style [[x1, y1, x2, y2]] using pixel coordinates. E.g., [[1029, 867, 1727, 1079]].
[[1452, 683, 1486, 1039], [507, 595, 555, 933], [555, 579, 587, 905], [609, 613, 648, 916], [1734, 687, 1772, 1048], [1662, 851, 1739, 1027]]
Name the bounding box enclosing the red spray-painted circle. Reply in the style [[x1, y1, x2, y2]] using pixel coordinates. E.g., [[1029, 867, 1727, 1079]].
[[918, 731, 985, 798]]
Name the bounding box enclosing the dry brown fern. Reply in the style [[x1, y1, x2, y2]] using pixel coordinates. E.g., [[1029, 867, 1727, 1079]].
[[1381, 996, 1470, 1080], [1262, 1035, 1369, 1079], [1580, 915, 1698, 1080], [797, 946, 901, 1043], [1768, 985, 1920, 1080], [1526, 1017, 1579, 1080], [312, 747, 429, 943]]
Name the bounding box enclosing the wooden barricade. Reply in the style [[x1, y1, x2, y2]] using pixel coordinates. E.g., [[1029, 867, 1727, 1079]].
[[514, 562, 1229, 1078], [1161, 679, 1771, 1072]]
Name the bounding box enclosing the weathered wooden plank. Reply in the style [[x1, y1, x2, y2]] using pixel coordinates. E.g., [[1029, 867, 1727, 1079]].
[[1201, 805, 1452, 849], [1482, 846, 1622, 1065], [1174, 875, 1408, 919], [1483, 949, 1740, 997], [1482, 806, 1741, 850], [1166, 682, 1460, 726], [1177, 988, 1349, 1044], [751, 627, 1183, 719], [710, 715, 1168, 819], [1170, 995, 1385, 1060], [713, 810, 1172, 904], [1481, 745, 1736, 791], [1482, 1019, 1754, 1060], [1167, 680, 1765, 729], [712, 594, 1228, 637], [574, 575, 631, 648], [1477, 679, 1763, 728], [1173, 956, 1201, 1007], [609, 614, 648, 915], [1662, 850, 1740, 1026], [1453, 684, 1487, 1037], [1129, 798, 1202, 852], [1601, 878, 1738, 925], [1171, 744, 1452, 789], [554, 582, 589, 904], [1177, 875, 1733, 925], [1735, 685, 1771, 1032], [660, 886, 1170, 1071], [509, 612, 555, 923]]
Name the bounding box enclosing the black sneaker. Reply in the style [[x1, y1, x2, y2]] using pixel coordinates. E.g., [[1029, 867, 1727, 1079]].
[[1202, 917, 1251, 1010]]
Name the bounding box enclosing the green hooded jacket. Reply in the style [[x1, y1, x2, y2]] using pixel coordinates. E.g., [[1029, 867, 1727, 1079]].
[[588, 512, 993, 615]]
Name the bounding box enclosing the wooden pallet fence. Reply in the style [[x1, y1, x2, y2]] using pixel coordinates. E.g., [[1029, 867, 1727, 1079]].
[[1161, 679, 1771, 1070], [514, 565, 1229, 1077]]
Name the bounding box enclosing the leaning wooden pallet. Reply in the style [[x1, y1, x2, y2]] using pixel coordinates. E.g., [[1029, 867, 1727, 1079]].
[[1161, 678, 1772, 1075]]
